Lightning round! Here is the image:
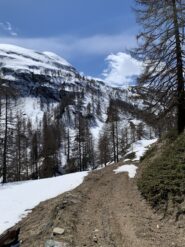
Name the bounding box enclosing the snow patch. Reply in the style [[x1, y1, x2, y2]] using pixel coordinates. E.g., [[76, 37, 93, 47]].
[[126, 139, 157, 161], [0, 171, 88, 234], [91, 120, 104, 141], [114, 165, 138, 178]]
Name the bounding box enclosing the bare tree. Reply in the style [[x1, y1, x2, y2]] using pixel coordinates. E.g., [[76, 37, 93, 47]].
[[0, 83, 17, 183], [107, 99, 119, 162], [98, 129, 111, 167], [134, 0, 185, 134]]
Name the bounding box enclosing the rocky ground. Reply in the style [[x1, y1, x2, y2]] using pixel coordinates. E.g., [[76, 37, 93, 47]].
[[16, 162, 185, 247]]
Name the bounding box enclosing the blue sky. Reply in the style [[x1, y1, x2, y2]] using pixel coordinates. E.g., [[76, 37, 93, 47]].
[[0, 0, 140, 86]]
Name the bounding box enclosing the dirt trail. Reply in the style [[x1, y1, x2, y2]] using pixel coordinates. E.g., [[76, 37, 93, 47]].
[[17, 163, 185, 247]]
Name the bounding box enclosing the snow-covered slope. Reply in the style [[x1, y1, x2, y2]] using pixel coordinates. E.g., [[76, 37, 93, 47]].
[[0, 44, 71, 74], [0, 44, 155, 122], [125, 139, 158, 161], [0, 44, 79, 100], [0, 171, 88, 234]]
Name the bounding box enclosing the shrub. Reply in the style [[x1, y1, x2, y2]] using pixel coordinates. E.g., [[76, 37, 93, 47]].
[[138, 131, 185, 213]]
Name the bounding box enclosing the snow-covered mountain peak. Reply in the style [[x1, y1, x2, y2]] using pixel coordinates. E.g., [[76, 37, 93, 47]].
[[0, 44, 72, 75], [43, 51, 71, 66]]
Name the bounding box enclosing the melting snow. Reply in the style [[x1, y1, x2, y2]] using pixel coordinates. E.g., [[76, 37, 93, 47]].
[[126, 139, 157, 161], [0, 171, 88, 234], [115, 139, 157, 178], [114, 165, 138, 178]]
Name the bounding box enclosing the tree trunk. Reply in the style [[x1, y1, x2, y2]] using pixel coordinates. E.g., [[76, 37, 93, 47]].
[[2, 93, 8, 183], [112, 122, 116, 162], [67, 129, 70, 162], [172, 0, 185, 134], [115, 121, 119, 163]]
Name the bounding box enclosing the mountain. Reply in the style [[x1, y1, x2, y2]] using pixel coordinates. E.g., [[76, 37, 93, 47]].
[[0, 44, 159, 181], [0, 44, 75, 100], [0, 44, 155, 126]]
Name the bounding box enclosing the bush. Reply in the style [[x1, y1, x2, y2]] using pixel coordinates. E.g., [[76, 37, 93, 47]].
[[138, 131, 185, 212]]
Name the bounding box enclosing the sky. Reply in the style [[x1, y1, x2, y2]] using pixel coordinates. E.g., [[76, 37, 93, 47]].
[[0, 0, 141, 87]]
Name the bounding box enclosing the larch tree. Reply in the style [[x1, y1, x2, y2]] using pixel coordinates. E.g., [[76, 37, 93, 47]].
[[98, 128, 111, 167], [31, 131, 39, 178], [107, 99, 119, 163], [0, 82, 17, 183], [134, 0, 185, 134], [41, 113, 60, 178]]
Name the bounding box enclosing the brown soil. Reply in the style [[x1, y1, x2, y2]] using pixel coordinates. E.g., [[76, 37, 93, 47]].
[[17, 162, 185, 247]]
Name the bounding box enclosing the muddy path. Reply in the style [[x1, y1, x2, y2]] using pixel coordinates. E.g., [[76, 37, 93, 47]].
[[17, 163, 185, 247]]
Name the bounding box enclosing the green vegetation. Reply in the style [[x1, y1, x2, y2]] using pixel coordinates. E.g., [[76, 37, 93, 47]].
[[138, 132, 185, 214]]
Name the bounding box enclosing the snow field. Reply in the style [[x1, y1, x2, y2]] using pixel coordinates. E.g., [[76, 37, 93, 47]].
[[0, 171, 88, 234]]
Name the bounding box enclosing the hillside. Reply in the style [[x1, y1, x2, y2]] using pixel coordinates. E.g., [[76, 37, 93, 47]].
[[0, 44, 160, 183], [138, 131, 185, 219], [0, 45, 183, 247], [10, 158, 185, 247]]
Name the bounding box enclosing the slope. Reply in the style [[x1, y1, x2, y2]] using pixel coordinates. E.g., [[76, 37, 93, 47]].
[[0, 171, 88, 235], [15, 161, 184, 247], [138, 131, 185, 219]]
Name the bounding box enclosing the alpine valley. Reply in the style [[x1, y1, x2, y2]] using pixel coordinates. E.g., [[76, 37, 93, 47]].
[[0, 44, 167, 182]]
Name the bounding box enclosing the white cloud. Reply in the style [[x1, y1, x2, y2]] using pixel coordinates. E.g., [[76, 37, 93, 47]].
[[0, 22, 18, 36], [0, 33, 136, 58], [68, 34, 136, 55], [102, 52, 142, 88], [0, 34, 141, 86]]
